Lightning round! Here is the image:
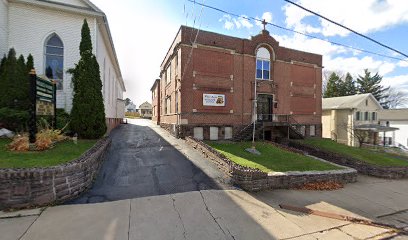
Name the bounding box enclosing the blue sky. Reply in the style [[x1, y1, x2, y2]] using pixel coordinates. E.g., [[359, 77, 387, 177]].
[[92, 0, 408, 106]]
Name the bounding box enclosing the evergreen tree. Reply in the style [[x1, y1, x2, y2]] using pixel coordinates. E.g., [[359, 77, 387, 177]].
[[69, 19, 106, 139], [0, 55, 6, 108], [125, 98, 131, 106], [0, 48, 18, 109], [0, 55, 6, 75], [16, 55, 30, 110], [339, 72, 357, 96], [323, 72, 342, 98], [26, 54, 34, 72], [356, 69, 389, 106]]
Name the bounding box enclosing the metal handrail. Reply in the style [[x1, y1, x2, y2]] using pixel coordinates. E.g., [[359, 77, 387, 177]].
[[234, 120, 259, 137]]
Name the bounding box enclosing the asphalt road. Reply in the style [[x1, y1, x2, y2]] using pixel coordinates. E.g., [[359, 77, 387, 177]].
[[69, 120, 224, 204]]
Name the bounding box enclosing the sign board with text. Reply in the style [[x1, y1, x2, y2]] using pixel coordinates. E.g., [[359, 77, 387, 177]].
[[203, 94, 225, 107], [36, 76, 55, 116]]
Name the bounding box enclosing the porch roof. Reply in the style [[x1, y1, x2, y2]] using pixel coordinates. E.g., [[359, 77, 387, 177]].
[[355, 124, 399, 132]]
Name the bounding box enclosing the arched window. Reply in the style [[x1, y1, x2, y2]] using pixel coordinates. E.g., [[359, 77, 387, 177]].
[[256, 47, 271, 80], [45, 34, 64, 90]]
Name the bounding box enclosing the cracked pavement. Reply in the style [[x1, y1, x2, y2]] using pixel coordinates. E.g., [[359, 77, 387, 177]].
[[0, 119, 406, 239]]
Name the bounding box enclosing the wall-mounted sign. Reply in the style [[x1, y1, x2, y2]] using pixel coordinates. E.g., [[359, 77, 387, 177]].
[[203, 94, 225, 106]]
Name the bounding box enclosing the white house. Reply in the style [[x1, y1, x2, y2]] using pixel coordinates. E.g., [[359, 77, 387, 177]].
[[0, 0, 125, 131], [378, 109, 408, 149], [322, 94, 386, 147], [125, 102, 136, 113]]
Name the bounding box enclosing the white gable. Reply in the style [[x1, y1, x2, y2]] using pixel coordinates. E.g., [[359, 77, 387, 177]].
[[46, 0, 90, 8]]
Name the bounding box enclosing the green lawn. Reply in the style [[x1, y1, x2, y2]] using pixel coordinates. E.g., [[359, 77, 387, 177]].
[[207, 141, 341, 173], [0, 139, 97, 168], [301, 138, 408, 167]]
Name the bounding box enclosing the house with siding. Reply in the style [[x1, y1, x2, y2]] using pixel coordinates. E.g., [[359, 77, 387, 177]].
[[0, 0, 125, 131], [151, 26, 322, 141], [138, 101, 152, 118], [378, 109, 408, 148], [322, 93, 387, 147]]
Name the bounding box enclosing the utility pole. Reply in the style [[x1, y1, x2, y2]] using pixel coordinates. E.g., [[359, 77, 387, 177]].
[[28, 69, 37, 145], [252, 79, 257, 148]]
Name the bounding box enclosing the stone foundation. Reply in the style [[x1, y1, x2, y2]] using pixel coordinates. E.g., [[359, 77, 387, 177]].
[[185, 137, 357, 191], [0, 138, 110, 210], [161, 123, 242, 140], [289, 141, 408, 179], [161, 123, 322, 141]]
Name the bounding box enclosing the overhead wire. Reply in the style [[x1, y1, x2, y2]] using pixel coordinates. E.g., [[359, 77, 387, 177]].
[[185, 0, 408, 63], [181, 0, 206, 80], [282, 0, 408, 59]]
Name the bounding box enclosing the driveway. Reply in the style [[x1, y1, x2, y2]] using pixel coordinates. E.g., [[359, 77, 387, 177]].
[[70, 119, 232, 204]]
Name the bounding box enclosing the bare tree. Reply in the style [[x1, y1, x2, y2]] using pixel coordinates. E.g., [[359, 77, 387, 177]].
[[383, 88, 408, 109], [337, 122, 371, 148]]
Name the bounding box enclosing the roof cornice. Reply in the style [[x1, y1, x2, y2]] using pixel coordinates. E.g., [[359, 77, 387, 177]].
[[9, 0, 104, 16]]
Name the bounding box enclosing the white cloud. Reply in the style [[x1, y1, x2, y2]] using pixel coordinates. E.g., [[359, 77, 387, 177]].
[[283, 0, 408, 37], [382, 74, 408, 89], [272, 34, 345, 56], [239, 15, 253, 29], [219, 14, 253, 30], [398, 60, 408, 67], [324, 56, 396, 77]]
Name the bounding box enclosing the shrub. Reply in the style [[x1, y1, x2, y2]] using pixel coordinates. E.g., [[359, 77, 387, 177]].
[[8, 124, 68, 152], [56, 109, 70, 131], [0, 48, 31, 111], [8, 134, 29, 152], [37, 109, 71, 132], [0, 107, 29, 132]]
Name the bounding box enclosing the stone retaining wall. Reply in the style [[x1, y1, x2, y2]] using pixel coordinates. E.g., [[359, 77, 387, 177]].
[[185, 137, 357, 191], [289, 141, 408, 179], [0, 138, 110, 210]]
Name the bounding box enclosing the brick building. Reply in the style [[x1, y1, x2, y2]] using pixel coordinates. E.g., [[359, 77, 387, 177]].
[[151, 26, 322, 141]]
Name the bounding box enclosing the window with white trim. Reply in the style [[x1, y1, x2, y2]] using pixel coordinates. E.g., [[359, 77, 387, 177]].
[[45, 34, 64, 90], [371, 112, 377, 121], [356, 111, 361, 121], [175, 91, 179, 113], [256, 47, 271, 80], [165, 96, 171, 114], [166, 64, 171, 85]]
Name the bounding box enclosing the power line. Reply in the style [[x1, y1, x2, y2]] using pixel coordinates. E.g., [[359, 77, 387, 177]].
[[282, 0, 408, 59], [181, 0, 205, 80], [185, 0, 408, 63]]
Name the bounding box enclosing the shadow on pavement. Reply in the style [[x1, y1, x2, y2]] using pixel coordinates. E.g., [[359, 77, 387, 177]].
[[67, 122, 223, 204]]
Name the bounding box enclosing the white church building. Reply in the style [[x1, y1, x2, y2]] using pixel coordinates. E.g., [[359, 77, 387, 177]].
[[0, 0, 125, 131]]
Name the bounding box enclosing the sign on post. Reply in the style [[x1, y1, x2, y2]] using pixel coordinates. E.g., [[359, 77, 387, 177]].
[[203, 94, 226, 107], [36, 77, 56, 116], [28, 69, 57, 144]]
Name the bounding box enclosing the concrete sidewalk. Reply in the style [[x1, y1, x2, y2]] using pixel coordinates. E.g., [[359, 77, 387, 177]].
[[0, 188, 399, 240], [253, 175, 408, 232]]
